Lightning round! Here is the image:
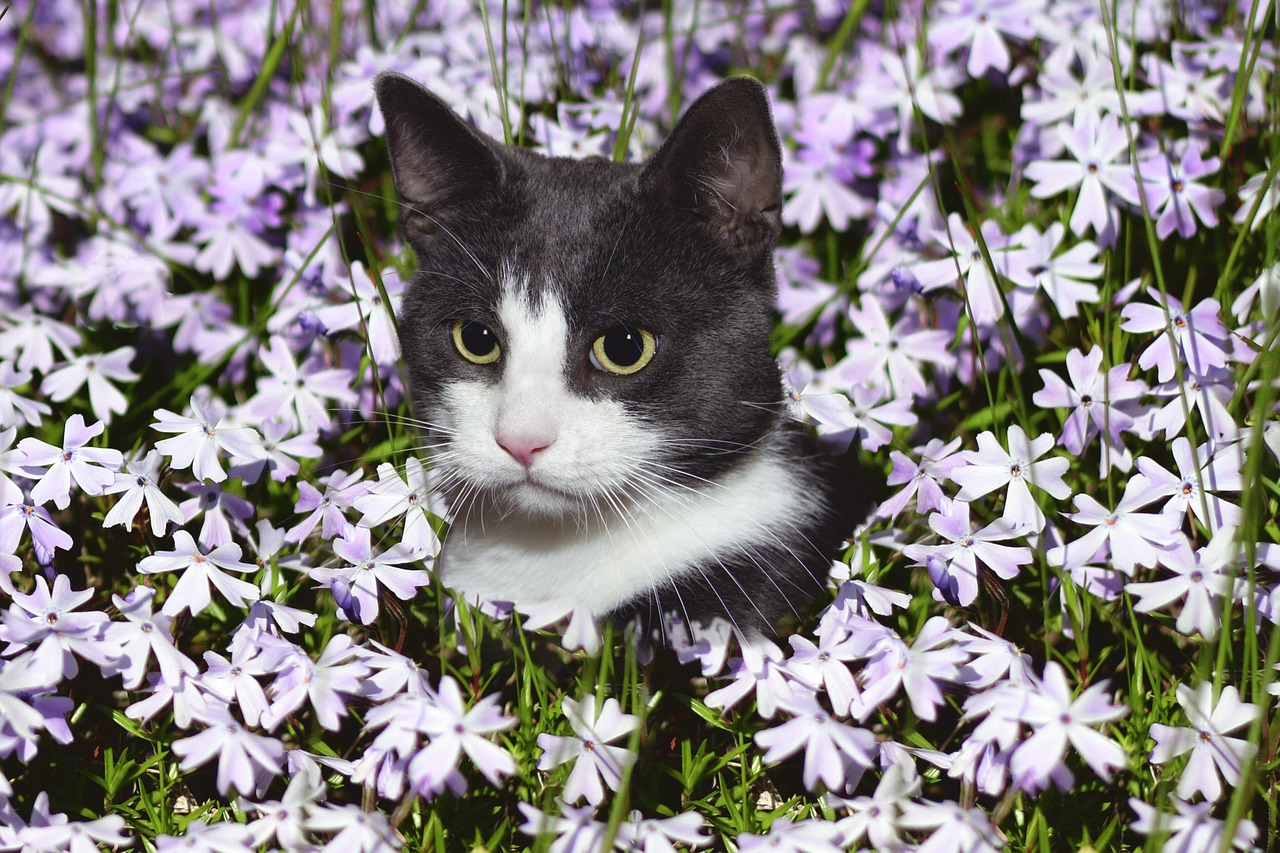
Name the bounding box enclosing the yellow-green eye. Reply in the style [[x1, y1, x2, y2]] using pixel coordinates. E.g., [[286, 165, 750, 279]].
[[452, 319, 500, 364], [590, 325, 656, 375]]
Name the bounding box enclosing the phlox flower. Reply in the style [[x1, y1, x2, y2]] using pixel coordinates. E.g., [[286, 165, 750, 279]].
[[305, 803, 401, 853], [1002, 222, 1102, 319], [154, 821, 255, 853], [352, 457, 444, 555], [704, 640, 796, 719], [1231, 261, 1279, 324], [248, 335, 358, 434], [102, 450, 184, 537], [200, 644, 276, 729], [1033, 345, 1146, 472], [1020, 52, 1133, 127], [877, 437, 965, 520], [537, 694, 638, 806], [1121, 289, 1231, 383], [39, 347, 139, 426], [881, 44, 964, 153], [285, 468, 367, 544], [0, 492, 74, 565], [312, 261, 402, 365], [1135, 144, 1226, 240], [812, 382, 917, 453], [928, 0, 1037, 78], [408, 676, 516, 797], [126, 670, 209, 730], [1023, 110, 1139, 242], [101, 587, 197, 690], [897, 800, 1004, 853], [950, 425, 1071, 532], [1129, 796, 1258, 852], [735, 816, 844, 853], [782, 154, 872, 234], [232, 419, 322, 485], [1149, 681, 1259, 803], [261, 634, 369, 732], [1233, 162, 1279, 232], [152, 395, 260, 483], [755, 691, 877, 793], [783, 631, 862, 716], [239, 769, 326, 853], [517, 802, 611, 853], [0, 306, 81, 374], [827, 762, 919, 850], [1136, 437, 1242, 531], [838, 297, 955, 400], [1, 574, 114, 681], [913, 214, 1016, 325], [172, 703, 285, 797], [0, 362, 51, 428], [136, 530, 261, 617], [1048, 475, 1181, 574], [616, 810, 712, 853], [1126, 529, 1242, 640], [1139, 367, 1238, 443], [904, 500, 1032, 606], [179, 481, 255, 548], [18, 414, 122, 510], [310, 525, 431, 625], [0, 652, 61, 741], [853, 616, 968, 722], [1008, 662, 1128, 793], [1142, 48, 1228, 124], [5, 794, 131, 853]]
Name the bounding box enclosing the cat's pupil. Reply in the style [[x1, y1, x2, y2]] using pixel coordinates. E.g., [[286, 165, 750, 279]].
[[459, 321, 497, 357], [600, 325, 645, 367]]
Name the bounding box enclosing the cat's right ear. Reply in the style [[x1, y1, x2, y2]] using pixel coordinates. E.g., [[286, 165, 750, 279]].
[[374, 72, 503, 248]]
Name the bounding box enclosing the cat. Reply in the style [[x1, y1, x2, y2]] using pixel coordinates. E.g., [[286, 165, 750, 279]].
[[374, 72, 872, 641]]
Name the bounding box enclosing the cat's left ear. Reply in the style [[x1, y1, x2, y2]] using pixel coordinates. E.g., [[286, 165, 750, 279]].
[[640, 77, 783, 255]]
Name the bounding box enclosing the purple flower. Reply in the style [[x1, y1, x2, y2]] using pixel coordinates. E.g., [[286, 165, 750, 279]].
[[1, 574, 114, 681], [152, 396, 260, 483], [827, 762, 919, 850], [0, 652, 61, 741], [537, 694, 638, 805], [178, 481, 255, 549], [1233, 162, 1279, 233], [18, 414, 122, 510], [950, 425, 1071, 531], [0, 494, 74, 565], [903, 500, 1033, 607], [1002, 223, 1102, 319], [154, 821, 254, 853], [1127, 530, 1244, 640], [735, 816, 844, 853], [261, 634, 369, 732], [1024, 111, 1139, 242], [1135, 143, 1227, 240], [1048, 475, 1181, 574], [838, 297, 955, 399], [0, 362, 51, 429], [248, 335, 358, 434], [853, 616, 968, 722], [913, 214, 1014, 325], [172, 703, 285, 797], [1121, 290, 1231, 383], [755, 691, 877, 793], [897, 800, 1004, 853], [877, 437, 965, 520], [1149, 681, 1259, 803], [352, 457, 444, 555], [517, 802, 610, 853], [101, 587, 197, 690], [102, 450, 184, 536], [1136, 437, 1243, 531], [304, 804, 401, 853], [284, 468, 366, 544], [1008, 662, 1128, 793], [1033, 346, 1146, 471], [39, 346, 139, 426], [1129, 796, 1258, 851], [783, 631, 862, 716], [929, 0, 1037, 79], [408, 676, 516, 797], [136, 530, 261, 617]]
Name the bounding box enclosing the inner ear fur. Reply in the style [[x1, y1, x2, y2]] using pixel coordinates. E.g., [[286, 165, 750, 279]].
[[639, 77, 784, 255]]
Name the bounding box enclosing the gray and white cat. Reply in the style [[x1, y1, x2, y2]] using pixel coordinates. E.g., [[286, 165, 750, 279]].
[[374, 73, 870, 639]]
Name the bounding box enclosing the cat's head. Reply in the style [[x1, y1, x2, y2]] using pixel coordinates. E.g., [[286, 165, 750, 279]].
[[375, 74, 786, 519]]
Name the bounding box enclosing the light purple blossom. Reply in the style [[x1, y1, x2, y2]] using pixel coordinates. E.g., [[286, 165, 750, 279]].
[[1149, 681, 1259, 803], [1033, 345, 1146, 471], [1048, 475, 1181, 574], [755, 691, 877, 792], [1135, 437, 1242, 531], [1129, 796, 1259, 852], [152, 396, 260, 483], [136, 530, 261, 617], [39, 346, 139, 425], [537, 694, 638, 805], [735, 816, 844, 853], [950, 425, 1071, 531], [877, 437, 965, 520], [852, 616, 968, 722], [101, 587, 197, 690], [1136, 143, 1226, 240], [408, 675, 516, 797], [17, 414, 122, 510], [904, 500, 1034, 606], [261, 634, 369, 732], [102, 450, 184, 536], [172, 703, 285, 797], [1024, 110, 1139, 241]]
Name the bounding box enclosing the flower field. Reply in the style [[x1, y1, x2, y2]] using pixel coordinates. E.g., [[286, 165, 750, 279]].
[[1, 0, 1278, 850]]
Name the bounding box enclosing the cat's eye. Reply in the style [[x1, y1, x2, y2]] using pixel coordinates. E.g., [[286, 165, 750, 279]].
[[452, 319, 501, 364], [590, 325, 656, 375]]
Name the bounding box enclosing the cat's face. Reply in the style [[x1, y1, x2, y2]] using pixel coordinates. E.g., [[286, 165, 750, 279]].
[[376, 75, 785, 521]]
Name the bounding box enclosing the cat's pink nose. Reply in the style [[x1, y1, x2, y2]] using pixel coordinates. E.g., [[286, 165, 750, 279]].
[[496, 434, 553, 468]]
